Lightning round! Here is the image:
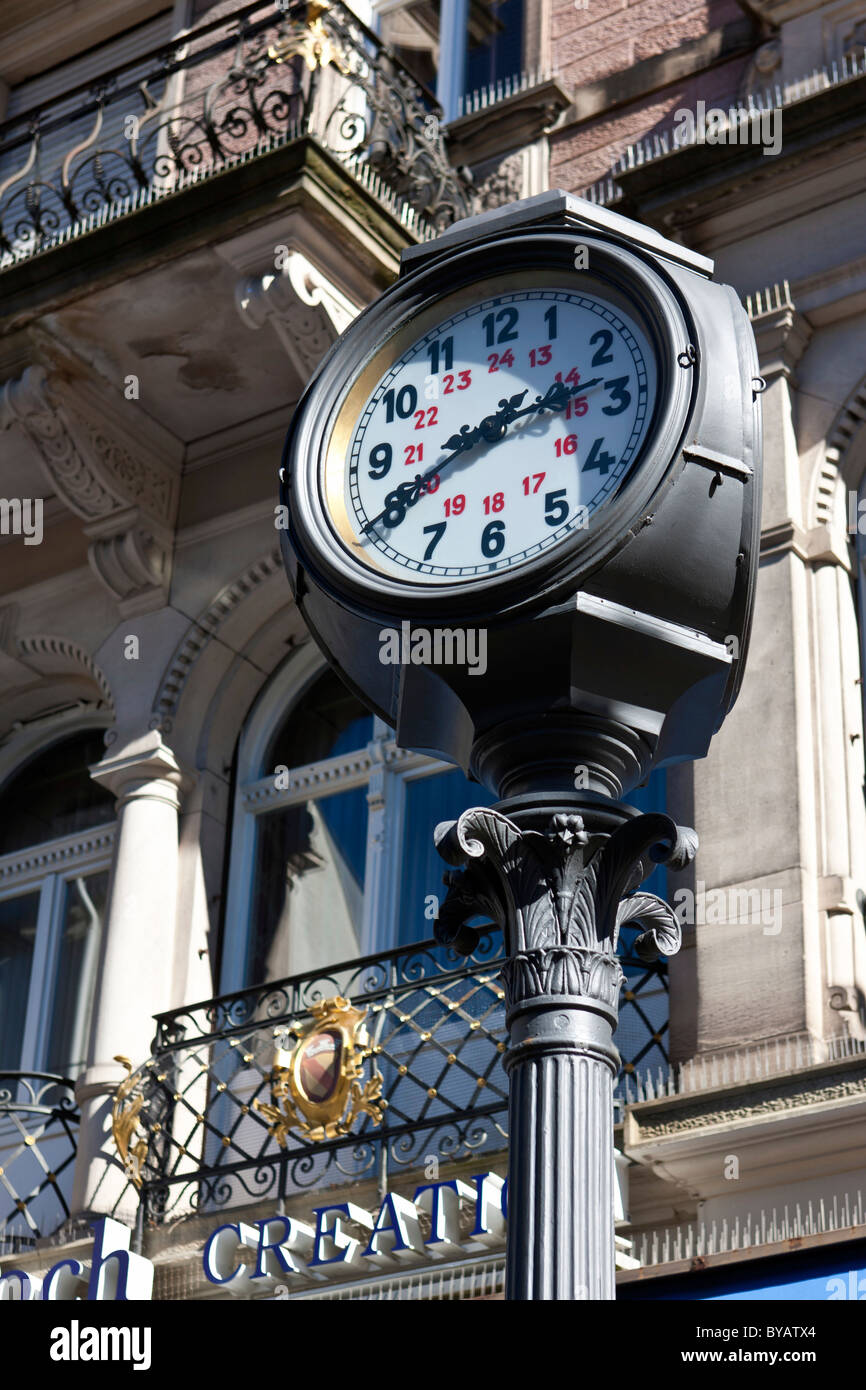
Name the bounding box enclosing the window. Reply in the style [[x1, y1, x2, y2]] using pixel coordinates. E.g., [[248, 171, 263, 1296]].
[[374, 0, 524, 120], [0, 728, 115, 1078], [223, 648, 669, 1000], [223, 649, 497, 989]]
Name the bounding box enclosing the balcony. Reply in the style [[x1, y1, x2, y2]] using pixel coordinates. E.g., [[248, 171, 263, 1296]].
[[0, 0, 475, 272], [0, 1074, 79, 1253], [110, 928, 669, 1229]]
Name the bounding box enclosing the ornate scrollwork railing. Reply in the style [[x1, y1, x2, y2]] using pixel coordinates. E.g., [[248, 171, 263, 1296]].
[[0, 1074, 79, 1247], [109, 927, 668, 1225], [0, 0, 474, 267]]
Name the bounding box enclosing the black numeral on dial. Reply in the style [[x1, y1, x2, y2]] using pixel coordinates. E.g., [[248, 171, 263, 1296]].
[[426, 336, 453, 374], [482, 308, 519, 347], [589, 329, 614, 367], [602, 376, 631, 416], [382, 384, 418, 421], [368, 442, 392, 479], [481, 519, 506, 557], [583, 437, 617, 474], [422, 522, 446, 559], [544, 489, 568, 526]]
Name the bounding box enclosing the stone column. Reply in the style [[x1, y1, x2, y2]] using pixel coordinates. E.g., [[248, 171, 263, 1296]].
[[70, 731, 189, 1222], [434, 796, 695, 1300]]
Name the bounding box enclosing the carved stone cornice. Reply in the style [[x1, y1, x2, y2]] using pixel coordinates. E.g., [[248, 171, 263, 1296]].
[[624, 1054, 866, 1146], [0, 363, 180, 615], [235, 249, 360, 379]]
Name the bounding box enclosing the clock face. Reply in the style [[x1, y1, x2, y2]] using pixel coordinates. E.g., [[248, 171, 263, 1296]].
[[327, 286, 659, 585]]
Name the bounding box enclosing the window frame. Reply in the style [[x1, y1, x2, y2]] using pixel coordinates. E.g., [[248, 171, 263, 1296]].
[[371, 0, 469, 122], [221, 645, 465, 992], [0, 821, 115, 1077]]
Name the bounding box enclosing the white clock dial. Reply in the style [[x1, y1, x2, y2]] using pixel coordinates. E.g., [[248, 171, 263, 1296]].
[[338, 288, 658, 584]]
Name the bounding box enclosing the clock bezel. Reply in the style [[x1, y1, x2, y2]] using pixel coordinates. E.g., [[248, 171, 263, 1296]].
[[282, 229, 698, 622]]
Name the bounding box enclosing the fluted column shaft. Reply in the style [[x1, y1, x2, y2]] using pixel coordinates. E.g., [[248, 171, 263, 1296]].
[[504, 999, 618, 1299]]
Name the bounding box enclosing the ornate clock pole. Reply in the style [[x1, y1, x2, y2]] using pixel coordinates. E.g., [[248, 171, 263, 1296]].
[[434, 793, 695, 1299], [279, 190, 762, 1299]]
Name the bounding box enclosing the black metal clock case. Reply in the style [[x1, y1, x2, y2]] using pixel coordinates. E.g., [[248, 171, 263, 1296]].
[[280, 190, 762, 800]]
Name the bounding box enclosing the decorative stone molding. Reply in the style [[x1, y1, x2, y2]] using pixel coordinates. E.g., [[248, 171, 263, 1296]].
[[15, 634, 114, 706], [624, 1056, 866, 1146], [84, 508, 170, 615], [0, 825, 116, 888], [151, 546, 285, 732], [744, 280, 812, 385], [759, 519, 851, 569], [472, 151, 526, 213], [0, 605, 114, 727], [446, 74, 571, 167], [235, 249, 360, 379], [0, 363, 179, 615], [815, 370, 866, 526]]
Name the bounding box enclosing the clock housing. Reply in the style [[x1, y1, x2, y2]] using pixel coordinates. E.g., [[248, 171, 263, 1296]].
[[280, 191, 761, 800]]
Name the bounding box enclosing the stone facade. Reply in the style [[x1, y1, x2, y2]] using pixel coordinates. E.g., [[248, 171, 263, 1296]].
[[1, 0, 865, 1298]]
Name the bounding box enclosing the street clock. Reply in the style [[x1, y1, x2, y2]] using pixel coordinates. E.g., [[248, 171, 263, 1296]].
[[280, 191, 762, 801]]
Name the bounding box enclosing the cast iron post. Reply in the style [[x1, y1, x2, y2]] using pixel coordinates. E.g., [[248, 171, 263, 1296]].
[[434, 793, 696, 1300]]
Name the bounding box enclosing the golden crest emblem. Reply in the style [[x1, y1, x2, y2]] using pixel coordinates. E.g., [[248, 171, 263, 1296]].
[[255, 995, 386, 1143]]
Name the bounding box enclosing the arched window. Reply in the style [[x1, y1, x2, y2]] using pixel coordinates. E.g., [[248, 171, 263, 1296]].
[[0, 727, 115, 1077], [222, 648, 498, 990], [222, 643, 670, 1046]]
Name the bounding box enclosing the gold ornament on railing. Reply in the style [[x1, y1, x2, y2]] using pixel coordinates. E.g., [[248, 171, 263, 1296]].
[[255, 995, 386, 1144], [268, 1, 346, 74], [111, 1055, 149, 1189]]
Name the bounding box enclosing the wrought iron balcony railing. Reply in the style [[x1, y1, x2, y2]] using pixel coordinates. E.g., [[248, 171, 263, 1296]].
[[0, 0, 474, 268], [111, 927, 669, 1227], [0, 1074, 79, 1251]]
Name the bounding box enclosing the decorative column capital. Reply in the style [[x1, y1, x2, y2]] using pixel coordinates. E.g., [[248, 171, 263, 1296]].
[[89, 731, 193, 811], [434, 805, 696, 1019]]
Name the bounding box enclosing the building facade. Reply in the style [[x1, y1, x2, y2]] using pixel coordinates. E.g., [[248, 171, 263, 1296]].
[[1, 0, 865, 1301]]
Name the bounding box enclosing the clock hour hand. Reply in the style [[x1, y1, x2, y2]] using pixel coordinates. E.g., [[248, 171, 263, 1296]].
[[361, 375, 604, 536]]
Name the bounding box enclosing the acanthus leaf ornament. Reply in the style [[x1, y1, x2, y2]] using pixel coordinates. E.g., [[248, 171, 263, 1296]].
[[434, 807, 697, 1012], [111, 1055, 149, 1188], [254, 995, 386, 1144]]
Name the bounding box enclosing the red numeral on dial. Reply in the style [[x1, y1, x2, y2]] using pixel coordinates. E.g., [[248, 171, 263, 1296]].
[[529, 345, 552, 367], [483, 492, 505, 514]]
